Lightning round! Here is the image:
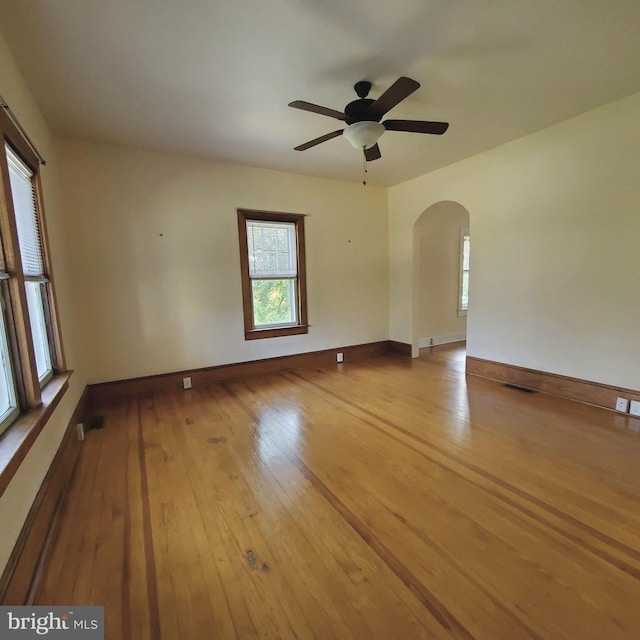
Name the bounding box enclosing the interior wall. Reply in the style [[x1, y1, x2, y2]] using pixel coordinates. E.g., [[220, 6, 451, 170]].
[[0, 31, 86, 573], [414, 202, 469, 345], [389, 91, 640, 391], [57, 139, 389, 383]]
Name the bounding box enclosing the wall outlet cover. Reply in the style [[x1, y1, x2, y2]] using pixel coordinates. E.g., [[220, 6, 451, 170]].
[[336, 352, 344, 363], [630, 400, 640, 417], [183, 376, 192, 389], [615, 397, 630, 412]]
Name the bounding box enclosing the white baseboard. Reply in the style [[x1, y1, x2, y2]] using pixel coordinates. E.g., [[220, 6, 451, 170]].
[[419, 332, 466, 348]]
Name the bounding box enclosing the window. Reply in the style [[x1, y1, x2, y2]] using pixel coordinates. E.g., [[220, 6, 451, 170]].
[[0, 295, 19, 434], [0, 104, 66, 436], [458, 227, 470, 316], [7, 146, 53, 383], [237, 209, 308, 340]]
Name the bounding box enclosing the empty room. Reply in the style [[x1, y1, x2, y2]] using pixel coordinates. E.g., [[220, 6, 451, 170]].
[[0, 1, 639, 638]]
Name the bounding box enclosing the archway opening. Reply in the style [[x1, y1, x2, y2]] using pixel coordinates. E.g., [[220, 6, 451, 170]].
[[412, 201, 471, 359]]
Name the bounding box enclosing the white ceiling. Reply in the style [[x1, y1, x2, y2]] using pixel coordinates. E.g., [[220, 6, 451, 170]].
[[1, 0, 639, 186]]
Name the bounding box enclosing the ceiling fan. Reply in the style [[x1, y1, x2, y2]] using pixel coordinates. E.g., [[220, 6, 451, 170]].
[[289, 77, 449, 162]]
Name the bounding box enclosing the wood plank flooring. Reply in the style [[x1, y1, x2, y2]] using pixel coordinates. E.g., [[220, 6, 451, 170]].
[[36, 344, 640, 638]]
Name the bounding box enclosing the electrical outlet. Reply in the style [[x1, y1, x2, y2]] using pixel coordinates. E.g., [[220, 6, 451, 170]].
[[183, 376, 192, 389], [630, 400, 640, 417], [336, 352, 344, 363], [76, 423, 85, 442], [615, 397, 630, 412]]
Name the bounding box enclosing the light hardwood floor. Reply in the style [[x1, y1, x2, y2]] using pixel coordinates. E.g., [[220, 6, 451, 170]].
[[37, 344, 640, 639]]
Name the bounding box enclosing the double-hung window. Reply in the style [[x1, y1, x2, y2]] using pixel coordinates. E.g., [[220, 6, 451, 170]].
[[237, 210, 308, 340], [0, 103, 66, 438], [7, 146, 53, 383], [458, 227, 470, 316]]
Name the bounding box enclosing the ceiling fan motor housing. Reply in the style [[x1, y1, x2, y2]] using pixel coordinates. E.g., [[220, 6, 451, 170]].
[[344, 98, 378, 124]]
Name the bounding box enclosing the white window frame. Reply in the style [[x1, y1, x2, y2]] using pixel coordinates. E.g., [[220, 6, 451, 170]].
[[247, 220, 299, 328], [458, 227, 470, 317]]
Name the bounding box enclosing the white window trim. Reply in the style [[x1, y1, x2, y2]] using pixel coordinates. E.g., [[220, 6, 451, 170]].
[[458, 226, 470, 317]]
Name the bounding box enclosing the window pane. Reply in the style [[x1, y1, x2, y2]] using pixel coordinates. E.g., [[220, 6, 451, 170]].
[[247, 221, 296, 277], [251, 279, 297, 326], [461, 272, 469, 310], [459, 229, 470, 313], [6, 145, 45, 276], [0, 300, 18, 433], [462, 234, 470, 271], [25, 281, 52, 381]]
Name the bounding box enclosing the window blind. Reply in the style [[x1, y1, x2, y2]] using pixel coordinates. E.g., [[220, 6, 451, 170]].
[[5, 144, 46, 279]]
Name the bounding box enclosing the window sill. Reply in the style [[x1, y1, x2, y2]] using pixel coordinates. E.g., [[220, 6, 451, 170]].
[[0, 371, 72, 497], [245, 325, 309, 340]]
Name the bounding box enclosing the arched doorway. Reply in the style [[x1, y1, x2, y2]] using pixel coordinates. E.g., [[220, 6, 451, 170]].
[[412, 201, 471, 357]]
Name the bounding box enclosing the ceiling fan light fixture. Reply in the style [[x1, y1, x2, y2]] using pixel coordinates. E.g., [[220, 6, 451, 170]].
[[343, 121, 385, 150]]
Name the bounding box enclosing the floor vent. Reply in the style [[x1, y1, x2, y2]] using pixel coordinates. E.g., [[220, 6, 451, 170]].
[[504, 383, 537, 393]]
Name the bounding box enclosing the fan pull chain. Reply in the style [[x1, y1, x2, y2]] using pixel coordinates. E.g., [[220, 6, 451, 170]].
[[362, 149, 367, 186]]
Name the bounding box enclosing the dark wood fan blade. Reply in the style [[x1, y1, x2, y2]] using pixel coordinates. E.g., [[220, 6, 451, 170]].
[[383, 120, 449, 135], [294, 129, 344, 151], [289, 100, 346, 121], [368, 77, 420, 119], [364, 144, 381, 161]]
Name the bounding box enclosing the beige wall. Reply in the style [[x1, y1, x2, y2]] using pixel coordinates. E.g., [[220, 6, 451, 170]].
[[414, 202, 469, 345], [0, 32, 86, 572], [57, 140, 389, 383], [389, 91, 640, 390]]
